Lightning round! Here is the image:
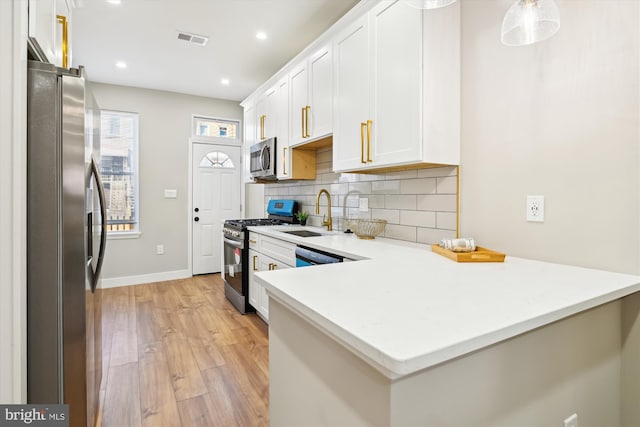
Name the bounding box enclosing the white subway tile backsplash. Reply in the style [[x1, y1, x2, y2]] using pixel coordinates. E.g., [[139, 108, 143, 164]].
[[320, 172, 342, 183], [348, 182, 372, 194], [436, 212, 457, 230], [329, 183, 349, 196], [400, 178, 437, 195], [357, 173, 386, 182], [384, 224, 417, 242], [417, 227, 456, 245], [417, 195, 456, 212], [384, 170, 418, 180], [417, 166, 458, 178], [372, 180, 401, 194], [264, 147, 457, 244], [316, 148, 332, 163], [399, 210, 436, 227], [436, 176, 457, 194], [370, 208, 400, 224], [385, 195, 417, 210], [367, 195, 385, 209], [338, 173, 359, 183]]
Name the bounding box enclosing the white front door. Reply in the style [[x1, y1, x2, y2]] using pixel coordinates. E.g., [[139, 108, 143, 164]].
[[192, 143, 241, 275]]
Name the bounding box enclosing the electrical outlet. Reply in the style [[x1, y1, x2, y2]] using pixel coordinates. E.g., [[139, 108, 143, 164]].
[[156, 244, 164, 255], [564, 413, 578, 427], [526, 195, 545, 222]]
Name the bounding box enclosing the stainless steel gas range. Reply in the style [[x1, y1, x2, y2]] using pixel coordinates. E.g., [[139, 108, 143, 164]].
[[222, 199, 298, 313]]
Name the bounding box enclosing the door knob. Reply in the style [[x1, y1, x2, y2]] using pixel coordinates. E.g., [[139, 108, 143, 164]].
[[194, 217, 200, 222], [194, 208, 199, 212]]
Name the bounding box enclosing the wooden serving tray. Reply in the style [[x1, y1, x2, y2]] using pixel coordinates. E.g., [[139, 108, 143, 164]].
[[431, 244, 506, 263]]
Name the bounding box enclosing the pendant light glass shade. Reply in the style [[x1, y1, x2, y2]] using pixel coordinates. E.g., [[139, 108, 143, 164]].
[[501, 0, 561, 46], [406, 0, 456, 10]]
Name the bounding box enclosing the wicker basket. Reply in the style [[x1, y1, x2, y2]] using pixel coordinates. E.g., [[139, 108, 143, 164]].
[[347, 218, 387, 240]]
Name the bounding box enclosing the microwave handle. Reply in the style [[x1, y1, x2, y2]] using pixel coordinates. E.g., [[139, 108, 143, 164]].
[[260, 145, 268, 172]]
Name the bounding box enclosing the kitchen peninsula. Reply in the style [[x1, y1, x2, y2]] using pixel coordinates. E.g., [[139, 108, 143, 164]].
[[253, 228, 640, 427]]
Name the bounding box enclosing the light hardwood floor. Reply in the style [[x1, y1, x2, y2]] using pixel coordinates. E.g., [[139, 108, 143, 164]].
[[98, 274, 269, 427]]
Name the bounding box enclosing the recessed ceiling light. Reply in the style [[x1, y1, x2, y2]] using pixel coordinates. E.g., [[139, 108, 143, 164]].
[[221, 78, 230, 85], [256, 32, 267, 40], [115, 61, 127, 69], [106, 0, 122, 4]]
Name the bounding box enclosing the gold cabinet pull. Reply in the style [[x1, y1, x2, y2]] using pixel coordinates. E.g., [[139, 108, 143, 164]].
[[301, 107, 305, 138], [253, 255, 258, 271], [283, 147, 287, 175], [304, 106, 311, 138], [360, 122, 366, 164], [260, 114, 266, 140], [56, 15, 69, 68], [249, 239, 257, 244], [366, 119, 373, 162]]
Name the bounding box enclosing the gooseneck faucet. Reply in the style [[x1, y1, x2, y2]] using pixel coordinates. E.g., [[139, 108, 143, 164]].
[[315, 189, 333, 231]]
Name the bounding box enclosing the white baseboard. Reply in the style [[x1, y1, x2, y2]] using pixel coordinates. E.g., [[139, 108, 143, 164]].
[[101, 269, 192, 289]]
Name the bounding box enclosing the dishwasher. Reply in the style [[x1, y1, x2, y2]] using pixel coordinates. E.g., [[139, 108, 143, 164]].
[[295, 245, 343, 267]]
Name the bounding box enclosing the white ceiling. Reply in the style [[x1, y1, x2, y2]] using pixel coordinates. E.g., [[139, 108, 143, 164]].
[[72, 0, 359, 101]]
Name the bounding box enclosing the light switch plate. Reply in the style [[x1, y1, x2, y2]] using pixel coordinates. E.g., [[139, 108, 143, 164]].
[[164, 189, 177, 199]]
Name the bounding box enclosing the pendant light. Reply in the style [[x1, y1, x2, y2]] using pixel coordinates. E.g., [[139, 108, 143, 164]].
[[501, 0, 561, 46], [406, 0, 456, 10]]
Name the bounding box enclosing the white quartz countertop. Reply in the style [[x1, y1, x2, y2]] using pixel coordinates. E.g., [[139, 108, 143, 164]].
[[251, 226, 640, 379]]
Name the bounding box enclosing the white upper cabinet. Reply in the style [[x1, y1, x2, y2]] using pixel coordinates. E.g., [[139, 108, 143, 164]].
[[256, 86, 277, 141], [275, 77, 291, 180], [28, 0, 72, 68], [289, 45, 333, 146], [308, 47, 333, 140], [333, 14, 370, 171], [370, 0, 422, 166], [333, 0, 460, 173], [241, 0, 459, 176]]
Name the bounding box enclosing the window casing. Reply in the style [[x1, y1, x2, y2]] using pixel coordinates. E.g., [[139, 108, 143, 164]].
[[100, 110, 139, 235]]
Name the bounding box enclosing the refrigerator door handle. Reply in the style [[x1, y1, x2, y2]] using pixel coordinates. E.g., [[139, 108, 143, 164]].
[[91, 155, 108, 293]]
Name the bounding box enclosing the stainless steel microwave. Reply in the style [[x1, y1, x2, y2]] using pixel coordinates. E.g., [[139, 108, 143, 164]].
[[250, 137, 277, 180]]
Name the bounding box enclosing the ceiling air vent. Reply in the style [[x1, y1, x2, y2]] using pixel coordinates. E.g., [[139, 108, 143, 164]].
[[176, 31, 209, 46]]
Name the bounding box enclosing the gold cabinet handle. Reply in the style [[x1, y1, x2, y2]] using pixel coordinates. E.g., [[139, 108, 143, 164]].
[[301, 107, 305, 138], [270, 263, 278, 270], [283, 147, 287, 175], [253, 255, 258, 271], [366, 119, 373, 163], [249, 239, 257, 244], [56, 15, 69, 68], [260, 114, 266, 140], [304, 106, 311, 138], [360, 122, 366, 164]]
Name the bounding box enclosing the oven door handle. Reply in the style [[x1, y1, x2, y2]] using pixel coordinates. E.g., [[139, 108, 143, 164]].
[[224, 237, 243, 248]]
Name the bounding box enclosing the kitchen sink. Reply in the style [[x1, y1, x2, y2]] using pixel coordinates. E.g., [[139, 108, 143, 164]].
[[282, 230, 324, 238]]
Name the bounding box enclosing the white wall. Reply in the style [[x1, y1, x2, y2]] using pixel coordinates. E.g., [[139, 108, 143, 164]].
[[460, 0, 640, 275], [1, 0, 27, 403], [89, 83, 242, 282]]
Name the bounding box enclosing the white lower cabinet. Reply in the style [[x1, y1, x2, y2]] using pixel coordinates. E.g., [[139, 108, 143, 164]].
[[248, 233, 295, 322]]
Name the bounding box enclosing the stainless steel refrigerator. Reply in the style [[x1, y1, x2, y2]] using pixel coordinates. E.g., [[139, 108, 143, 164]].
[[27, 60, 107, 427]]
